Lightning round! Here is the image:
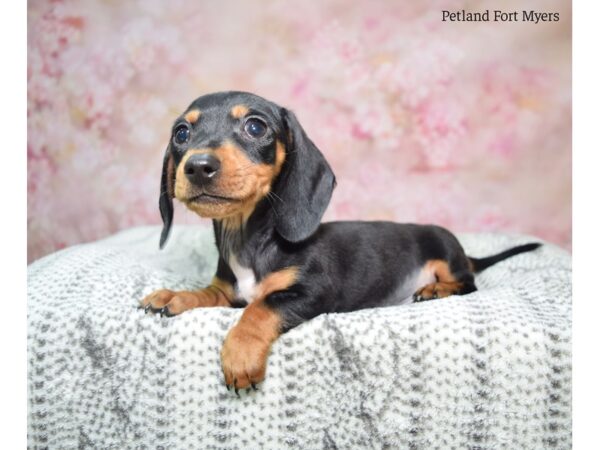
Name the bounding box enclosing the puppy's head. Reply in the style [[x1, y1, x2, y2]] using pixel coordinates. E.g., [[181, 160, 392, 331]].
[[159, 91, 335, 248]]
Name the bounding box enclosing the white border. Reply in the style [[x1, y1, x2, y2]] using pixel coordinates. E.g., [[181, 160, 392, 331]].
[[9, 0, 594, 447], [0, 1, 27, 448], [573, 0, 600, 447]]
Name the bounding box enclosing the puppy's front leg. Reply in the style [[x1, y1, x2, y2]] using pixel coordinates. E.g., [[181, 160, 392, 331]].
[[141, 276, 234, 316], [220, 300, 282, 393], [220, 267, 303, 392], [220, 289, 320, 393]]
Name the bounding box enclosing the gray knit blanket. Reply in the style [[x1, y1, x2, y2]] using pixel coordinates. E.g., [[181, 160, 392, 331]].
[[28, 225, 572, 449]]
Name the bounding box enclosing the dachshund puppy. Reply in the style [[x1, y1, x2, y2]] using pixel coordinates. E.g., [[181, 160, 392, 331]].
[[141, 91, 540, 393]]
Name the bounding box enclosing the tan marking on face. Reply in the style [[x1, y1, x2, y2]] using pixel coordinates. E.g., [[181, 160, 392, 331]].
[[184, 109, 201, 124], [230, 104, 249, 119], [273, 140, 286, 175], [174, 148, 211, 198], [176, 140, 287, 224]]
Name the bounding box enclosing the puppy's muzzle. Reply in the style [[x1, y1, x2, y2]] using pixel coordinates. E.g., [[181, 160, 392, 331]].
[[184, 153, 221, 186]]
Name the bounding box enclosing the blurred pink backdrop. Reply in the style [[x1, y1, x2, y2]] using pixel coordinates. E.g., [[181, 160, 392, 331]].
[[27, 0, 571, 262]]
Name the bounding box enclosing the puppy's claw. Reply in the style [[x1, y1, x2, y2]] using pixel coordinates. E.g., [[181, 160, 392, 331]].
[[159, 306, 174, 318]]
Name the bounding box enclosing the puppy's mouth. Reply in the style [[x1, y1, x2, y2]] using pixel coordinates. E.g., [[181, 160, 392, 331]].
[[183, 193, 242, 204]]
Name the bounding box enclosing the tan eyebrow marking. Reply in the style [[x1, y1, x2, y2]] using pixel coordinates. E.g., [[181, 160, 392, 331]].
[[184, 109, 201, 124], [230, 104, 249, 119]]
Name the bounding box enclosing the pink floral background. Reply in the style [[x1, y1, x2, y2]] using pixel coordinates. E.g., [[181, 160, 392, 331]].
[[27, 0, 571, 262]]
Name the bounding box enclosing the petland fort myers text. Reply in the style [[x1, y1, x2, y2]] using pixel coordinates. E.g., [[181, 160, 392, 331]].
[[442, 10, 560, 23]]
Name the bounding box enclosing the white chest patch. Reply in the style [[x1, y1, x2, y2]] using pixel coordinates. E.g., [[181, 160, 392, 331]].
[[228, 255, 257, 302]]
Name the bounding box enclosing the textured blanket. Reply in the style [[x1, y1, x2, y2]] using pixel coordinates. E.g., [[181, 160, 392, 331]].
[[28, 226, 572, 449]]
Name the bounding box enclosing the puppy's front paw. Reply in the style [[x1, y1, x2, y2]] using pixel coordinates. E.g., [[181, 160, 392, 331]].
[[140, 289, 176, 315], [221, 326, 269, 394], [140, 288, 218, 316]]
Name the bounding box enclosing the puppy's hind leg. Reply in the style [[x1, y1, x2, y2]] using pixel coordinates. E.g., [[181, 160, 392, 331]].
[[412, 259, 476, 303]]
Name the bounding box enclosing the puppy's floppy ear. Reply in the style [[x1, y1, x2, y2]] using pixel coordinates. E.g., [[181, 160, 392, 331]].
[[273, 109, 336, 243], [159, 146, 175, 249]]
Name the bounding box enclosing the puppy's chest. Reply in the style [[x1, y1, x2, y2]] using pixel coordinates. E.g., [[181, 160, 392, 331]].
[[228, 255, 258, 302]]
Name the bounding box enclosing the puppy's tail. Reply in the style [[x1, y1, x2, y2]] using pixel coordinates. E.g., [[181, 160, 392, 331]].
[[468, 242, 542, 273]]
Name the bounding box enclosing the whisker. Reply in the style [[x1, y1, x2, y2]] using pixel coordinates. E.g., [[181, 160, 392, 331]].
[[265, 192, 279, 217], [268, 191, 285, 204]]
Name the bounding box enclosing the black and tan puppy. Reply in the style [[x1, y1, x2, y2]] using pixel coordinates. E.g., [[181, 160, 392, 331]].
[[141, 91, 540, 393]]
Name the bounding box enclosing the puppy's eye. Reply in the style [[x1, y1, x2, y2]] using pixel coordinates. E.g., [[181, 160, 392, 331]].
[[174, 125, 190, 145], [244, 118, 267, 138]]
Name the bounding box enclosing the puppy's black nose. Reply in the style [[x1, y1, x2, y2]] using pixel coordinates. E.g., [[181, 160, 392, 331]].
[[184, 153, 221, 185]]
